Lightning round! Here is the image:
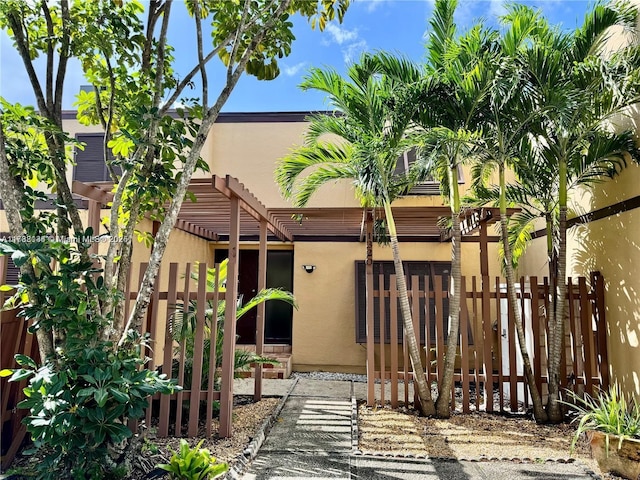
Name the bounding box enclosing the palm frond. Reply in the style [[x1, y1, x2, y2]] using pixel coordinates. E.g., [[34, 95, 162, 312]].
[[275, 142, 353, 203], [236, 288, 297, 319]]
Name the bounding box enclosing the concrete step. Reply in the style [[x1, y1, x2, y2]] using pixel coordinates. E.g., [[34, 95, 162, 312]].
[[235, 350, 292, 380]]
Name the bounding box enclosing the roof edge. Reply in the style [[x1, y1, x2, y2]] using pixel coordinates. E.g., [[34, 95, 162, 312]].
[[61, 110, 336, 122]]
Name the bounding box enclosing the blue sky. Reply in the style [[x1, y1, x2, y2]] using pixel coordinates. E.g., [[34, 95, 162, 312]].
[[0, 0, 592, 113]]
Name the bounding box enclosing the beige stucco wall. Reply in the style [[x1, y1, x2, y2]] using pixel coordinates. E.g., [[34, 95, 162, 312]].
[[291, 239, 500, 373], [517, 155, 640, 401], [200, 120, 477, 209]]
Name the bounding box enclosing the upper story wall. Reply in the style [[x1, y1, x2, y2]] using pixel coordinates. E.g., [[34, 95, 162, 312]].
[[62, 111, 479, 210]]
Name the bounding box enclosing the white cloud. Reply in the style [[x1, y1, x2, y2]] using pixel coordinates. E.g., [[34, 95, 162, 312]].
[[321, 21, 369, 65], [282, 62, 307, 77], [489, 0, 507, 18], [343, 40, 369, 63], [325, 23, 359, 45], [362, 0, 387, 13]]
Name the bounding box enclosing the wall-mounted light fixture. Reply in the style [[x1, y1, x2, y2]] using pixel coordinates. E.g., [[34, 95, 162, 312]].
[[302, 264, 316, 274]]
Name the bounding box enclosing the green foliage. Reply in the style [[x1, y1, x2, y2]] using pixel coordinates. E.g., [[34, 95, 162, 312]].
[[172, 260, 295, 390], [158, 439, 228, 480], [568, 384, 640, 453], [1, 239, 179, 480]]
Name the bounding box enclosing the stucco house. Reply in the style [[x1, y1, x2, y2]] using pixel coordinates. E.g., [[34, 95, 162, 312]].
[[1, 106, 638, 400]]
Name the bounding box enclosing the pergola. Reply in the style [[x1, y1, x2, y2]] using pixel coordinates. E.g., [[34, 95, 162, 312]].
[[72, 175, 509, 436]]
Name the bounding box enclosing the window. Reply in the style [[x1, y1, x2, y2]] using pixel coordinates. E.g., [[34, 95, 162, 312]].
[[4, 258, 19, 285], [74, 133, 119, 182], [395, 148, 463, 196], [355, 260, 451, 344]]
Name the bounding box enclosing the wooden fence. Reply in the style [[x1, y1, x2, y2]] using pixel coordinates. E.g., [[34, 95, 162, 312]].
[[1, 260, 253, 469], [366, 272, 609, 413]]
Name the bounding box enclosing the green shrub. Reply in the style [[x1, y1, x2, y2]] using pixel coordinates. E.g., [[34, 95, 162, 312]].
[[0, 239, 179, 479], [568, 383, 640, 452], [3, 332, 177, 480], [158, 439, 228, 480]]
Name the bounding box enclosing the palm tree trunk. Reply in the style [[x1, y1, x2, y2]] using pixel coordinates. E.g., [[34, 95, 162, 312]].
[[546, 159, 567, 423], [384, 201, 435, 416], [500, 166, 548, 423], [435, 166, 461, 418]]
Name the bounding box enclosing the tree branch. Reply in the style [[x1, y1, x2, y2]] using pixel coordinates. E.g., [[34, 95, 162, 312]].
[[41, 0, 55, 113], [6, 12, 49, 118], [193, 2, 208, 106], [0, 122, 54, 360], [121, 0, 294, 343], [53, 0, 70, 124], [159, 0, 279, 114]]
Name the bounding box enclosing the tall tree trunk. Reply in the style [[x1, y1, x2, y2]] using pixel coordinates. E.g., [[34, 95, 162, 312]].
[[384, 201, 435, 416], [546, 158, 567, 423], [120, 0, 294, 342], [435, 165, 461, 418], [0, 124, 54, 360], [500, 165, 548, 423]]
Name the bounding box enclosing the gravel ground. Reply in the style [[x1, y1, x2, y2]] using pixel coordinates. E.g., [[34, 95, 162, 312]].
[[291, 371, 367, 382], [358, 402, 623, 478], [125, 397, 279, 479]]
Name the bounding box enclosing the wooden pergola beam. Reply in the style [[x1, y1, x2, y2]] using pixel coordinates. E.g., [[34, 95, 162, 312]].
[[213, 175, 293, 242], [72, 180, 113, 204]]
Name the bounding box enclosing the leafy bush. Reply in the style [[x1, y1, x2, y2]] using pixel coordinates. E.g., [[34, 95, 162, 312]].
[[568, 383, 640, 452], [0, 239, 179, 479], [158, 439, 228, 480]]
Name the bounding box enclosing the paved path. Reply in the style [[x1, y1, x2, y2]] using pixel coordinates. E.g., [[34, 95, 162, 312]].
[[240, 379, 599, 480]]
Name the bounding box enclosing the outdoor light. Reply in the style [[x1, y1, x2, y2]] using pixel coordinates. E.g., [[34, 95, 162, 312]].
[[302, 264, 316, 274]]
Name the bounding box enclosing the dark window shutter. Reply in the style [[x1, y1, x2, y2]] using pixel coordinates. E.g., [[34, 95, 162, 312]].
[[74, 134, 120, 182], [355, 260, 453, 345], [394, 148, 442, 196], [4, 258, 19, 285]]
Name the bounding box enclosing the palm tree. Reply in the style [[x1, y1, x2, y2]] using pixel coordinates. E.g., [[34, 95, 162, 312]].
[[275, 55, 437, 416], [519, 3, 640, 422], [393, 0, 497, 417], [470, 2, 639, 423], [463, 3, 551, 423]]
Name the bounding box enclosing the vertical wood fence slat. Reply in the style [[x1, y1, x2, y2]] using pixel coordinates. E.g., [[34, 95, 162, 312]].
[[411, 276, 420, 408], [159, 263, 178, 437], [543, 277, 550, 400], [206, 264, 220, 437], [567, 277, 578, 395], [403, 282, 410, 406], [593, 273, 609, 388], [424, 275, 432, 385], [482, 276, 493, 412], [379, 273, 386, 405], [494, 276, 503, 412], [434, 275, 445, 391], [473, 277, 481, 411], [390, 275, 399, 408], [460, 277, 470, 413], [174, 263, 192, 435], [520, 277, 529, 409], [507, 285, 518, 412], [189, 263, 208, 437], [146, 267, 161, 429], [366, 260, 375, 407], [530, 277, 542, 403], [579, 277, 594, 395]]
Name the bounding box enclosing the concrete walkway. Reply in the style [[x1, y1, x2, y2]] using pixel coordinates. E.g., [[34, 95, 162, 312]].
[[239, 379, 599, 480]]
